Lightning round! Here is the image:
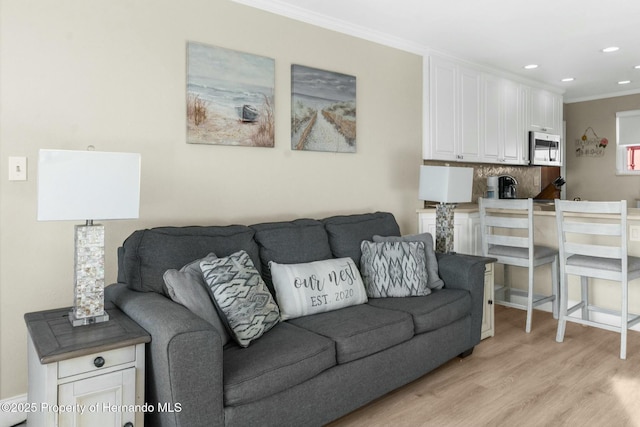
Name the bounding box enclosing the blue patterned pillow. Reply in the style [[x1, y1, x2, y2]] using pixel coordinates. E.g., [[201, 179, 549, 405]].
[[200, 250, 280, 347], [360, 241, 430, 298]]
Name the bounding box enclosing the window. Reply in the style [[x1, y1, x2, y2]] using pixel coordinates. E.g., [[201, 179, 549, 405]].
[[616, 110, 640, 175]]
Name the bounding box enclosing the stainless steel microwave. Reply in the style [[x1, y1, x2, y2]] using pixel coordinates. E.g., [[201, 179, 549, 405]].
[[529, 131, 561, 166]]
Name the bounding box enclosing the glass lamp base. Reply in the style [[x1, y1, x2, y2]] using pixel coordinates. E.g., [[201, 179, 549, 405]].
[[71, 223, 108, 327], [69, 310, 109, 326], [435, 203, 455, 253]]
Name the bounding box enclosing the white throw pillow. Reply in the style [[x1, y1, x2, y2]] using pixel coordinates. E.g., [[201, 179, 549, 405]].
[[269, 257, 368, 320]]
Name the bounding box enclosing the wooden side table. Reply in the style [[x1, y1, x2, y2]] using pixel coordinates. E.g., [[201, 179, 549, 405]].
[[25, 304, 150, 427]]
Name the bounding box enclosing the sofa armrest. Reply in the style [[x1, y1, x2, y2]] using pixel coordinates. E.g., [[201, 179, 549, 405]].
[[436, 253, 495, 292], [106, 283, 224, 427], [436, 253, 496, 348]]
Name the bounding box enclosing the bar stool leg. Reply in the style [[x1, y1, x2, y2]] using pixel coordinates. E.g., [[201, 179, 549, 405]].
[[526, 261, 534, 333], [621, 279, 628, 360], [551, 256, 559, 319], [580, 276, 589, 320], [556, 271, 568, 343]]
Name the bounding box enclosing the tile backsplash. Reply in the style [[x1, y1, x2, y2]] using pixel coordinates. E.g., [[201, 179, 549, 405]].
[[422, 160, 541, 203]]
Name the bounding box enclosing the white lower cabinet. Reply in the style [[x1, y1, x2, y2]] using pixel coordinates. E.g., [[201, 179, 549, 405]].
[[481, 263, 495, 339], [418, 209, 494, 339], [25, 306, 149, 427], [59, 368, 136, 427]]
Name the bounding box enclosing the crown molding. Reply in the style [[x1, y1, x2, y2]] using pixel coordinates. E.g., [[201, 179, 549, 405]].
[[564, 88, 640, 104], [231, 0, 428, 55], [233, 0, 566, 94]]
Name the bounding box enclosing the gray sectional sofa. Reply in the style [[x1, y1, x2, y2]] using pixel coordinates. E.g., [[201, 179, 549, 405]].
[[106, 212, 490, 427]]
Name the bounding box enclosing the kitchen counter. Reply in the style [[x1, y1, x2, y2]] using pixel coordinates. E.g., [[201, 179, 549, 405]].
[[418, 202, 640, 323], [421, 203, 640, 219]]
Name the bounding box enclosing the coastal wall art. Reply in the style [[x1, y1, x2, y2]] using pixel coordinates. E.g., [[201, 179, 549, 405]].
[[291, 64, 356, 153], [186, 41, 275, 147]]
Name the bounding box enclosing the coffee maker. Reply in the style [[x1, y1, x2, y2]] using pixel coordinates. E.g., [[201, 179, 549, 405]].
[[498, 175, 518, 199]]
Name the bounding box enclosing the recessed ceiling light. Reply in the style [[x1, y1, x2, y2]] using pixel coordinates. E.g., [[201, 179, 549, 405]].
[[602, 46, 620, 53], [634, 65, 640, 69], [523, 64, 538, 70], [561, 78, 575, 82], [618, 80, 631, 85]]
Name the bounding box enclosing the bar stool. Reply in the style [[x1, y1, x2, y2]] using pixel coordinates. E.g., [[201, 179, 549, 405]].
[[555, 199, 640, 359], [479, 197, 559, 333]]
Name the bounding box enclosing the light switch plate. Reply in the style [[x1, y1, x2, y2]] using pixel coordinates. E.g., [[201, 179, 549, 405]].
[[631, 225, 640, 242], [8, 157, 27, 181]]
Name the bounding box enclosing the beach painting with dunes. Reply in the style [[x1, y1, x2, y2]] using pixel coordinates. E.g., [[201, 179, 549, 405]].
[[291, 64, 356, 153], [187, 41, 275, 147]]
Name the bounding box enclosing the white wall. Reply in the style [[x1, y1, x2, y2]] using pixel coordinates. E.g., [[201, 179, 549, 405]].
[[0, 0, 423, 398]]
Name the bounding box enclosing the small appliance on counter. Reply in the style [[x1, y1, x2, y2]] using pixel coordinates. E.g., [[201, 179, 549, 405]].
[[499, 175, 518, 199], [486, 176, 498, 199], [534, 176, 565, 200]]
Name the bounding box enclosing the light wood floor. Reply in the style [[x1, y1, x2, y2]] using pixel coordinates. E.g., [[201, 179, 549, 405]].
[[328, 306, 640, 427]]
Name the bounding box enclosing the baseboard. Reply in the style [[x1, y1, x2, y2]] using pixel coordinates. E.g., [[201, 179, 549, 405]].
[[0, 394, 27, 427]]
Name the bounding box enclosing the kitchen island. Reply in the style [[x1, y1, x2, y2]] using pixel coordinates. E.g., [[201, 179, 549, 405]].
[[418, 203, 640, 329]]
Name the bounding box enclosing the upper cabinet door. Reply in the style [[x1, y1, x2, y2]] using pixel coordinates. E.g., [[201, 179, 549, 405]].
[[482, 76, 527, 165], [458, 66, 482, 162], [530, 88, 562, 133], [502, 80, 526, 164], [425, 56, 482, 161], [427, 56, 457, 161], [482, 74, 502, 162]]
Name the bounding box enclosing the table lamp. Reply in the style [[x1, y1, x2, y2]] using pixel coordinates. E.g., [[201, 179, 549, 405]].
[[37, 149, 141, 326], [419, 165, 473, 253]]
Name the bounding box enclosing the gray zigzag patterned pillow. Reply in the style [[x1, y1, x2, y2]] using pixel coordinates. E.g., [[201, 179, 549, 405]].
[[360, 241, 430, 298], [200, 250, 280, 347]]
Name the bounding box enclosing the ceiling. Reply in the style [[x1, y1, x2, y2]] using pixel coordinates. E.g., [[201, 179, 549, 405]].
[[233, 0, 640, 103]]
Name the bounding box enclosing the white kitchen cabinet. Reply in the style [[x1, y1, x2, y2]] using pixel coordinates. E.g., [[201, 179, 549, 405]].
[[503, 80, 528, 164], [424, 54, 563, 165], [529, 87, 563, 133], [482, 76, 527, 165], [417, 209, 494, 339], [417, 209, 481, 256], [425, 56, 482, 162], [26, 306, 150, 427]]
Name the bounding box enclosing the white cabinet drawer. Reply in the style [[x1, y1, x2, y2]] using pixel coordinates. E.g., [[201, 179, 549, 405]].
[[58, 346, 136, 379]]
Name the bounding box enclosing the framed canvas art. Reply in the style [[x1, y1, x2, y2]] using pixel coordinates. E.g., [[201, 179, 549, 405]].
[[187, 41, 275, 147], [291, 64, 356, 153]]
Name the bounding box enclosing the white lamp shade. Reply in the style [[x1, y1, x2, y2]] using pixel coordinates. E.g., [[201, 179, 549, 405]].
[[419, 165, 473, 203], [37, 149, 141, 221], [617, 110, 640, 146]]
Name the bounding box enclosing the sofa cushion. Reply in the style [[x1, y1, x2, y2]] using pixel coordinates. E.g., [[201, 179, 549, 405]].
[[119, 225, 260, 294], [200, 250, 281, 348], [163, 253, 231, 346], [360, 240, 430, 298], [250, 219, 333, 292], [373, 233, 444, 290], [322, 212, 401, 265], [270, 257, 368, 320], [288, 304, 413, 364], [223, 322, 336, 406], [367, 288, 471, 334]]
